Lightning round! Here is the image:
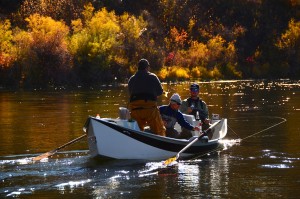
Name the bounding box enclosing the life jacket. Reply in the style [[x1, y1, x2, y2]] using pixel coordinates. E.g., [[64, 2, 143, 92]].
[[187, 97, 205, 120]]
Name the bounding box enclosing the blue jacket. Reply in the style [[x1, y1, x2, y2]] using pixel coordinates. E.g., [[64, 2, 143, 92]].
[[159, 105, 194, 131]]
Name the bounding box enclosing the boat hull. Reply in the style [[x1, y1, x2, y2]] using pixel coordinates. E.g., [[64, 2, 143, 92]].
[[84, 117, 227, 160]]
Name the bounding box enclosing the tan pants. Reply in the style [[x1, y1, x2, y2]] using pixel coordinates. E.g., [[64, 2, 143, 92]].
[[129, 100, 166, 136]]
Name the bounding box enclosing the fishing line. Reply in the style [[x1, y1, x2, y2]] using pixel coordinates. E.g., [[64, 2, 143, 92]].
[[228, 116, 287, 141], [227, 124, 241, 139], [187, 116, 287, 161]]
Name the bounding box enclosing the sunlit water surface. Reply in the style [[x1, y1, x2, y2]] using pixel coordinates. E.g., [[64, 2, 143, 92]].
[[1, 80, 300, 198]]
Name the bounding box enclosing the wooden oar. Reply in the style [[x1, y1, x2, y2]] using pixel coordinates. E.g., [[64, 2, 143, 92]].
[[32, 134, 87, 162], [163, 120, 221, 166]]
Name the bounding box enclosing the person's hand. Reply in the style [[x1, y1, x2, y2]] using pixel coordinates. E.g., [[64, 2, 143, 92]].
[[193, 126, 200, 131], [204, 118, 210, 124], [163, 120, 167, 126], [187, 107, 193, 113]]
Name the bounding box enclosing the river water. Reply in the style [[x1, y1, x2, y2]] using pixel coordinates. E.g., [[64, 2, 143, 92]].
[[0, 80, 299, 198]]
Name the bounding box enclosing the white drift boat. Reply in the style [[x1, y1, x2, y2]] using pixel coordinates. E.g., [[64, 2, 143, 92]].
[[83, 109, 227, 161]]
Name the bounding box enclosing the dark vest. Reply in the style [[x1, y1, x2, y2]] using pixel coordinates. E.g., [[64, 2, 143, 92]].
[[187, 97, 205, 120]]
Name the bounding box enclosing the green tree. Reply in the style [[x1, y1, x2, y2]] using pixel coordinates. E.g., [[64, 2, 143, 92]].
[[69, 7, 122, 85]]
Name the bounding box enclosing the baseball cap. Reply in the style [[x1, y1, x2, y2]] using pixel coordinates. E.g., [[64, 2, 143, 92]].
[[190, 83, 200, 92]]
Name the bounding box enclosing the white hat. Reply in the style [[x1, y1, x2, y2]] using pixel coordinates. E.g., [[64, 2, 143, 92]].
[[170, 93, 182, 105]]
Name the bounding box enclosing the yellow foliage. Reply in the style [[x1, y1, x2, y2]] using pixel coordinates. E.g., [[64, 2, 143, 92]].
[[225, 62, 242, 78], [25, 14, 69, 42], [209, 67, 222, 79], [13, 28, 33, 60], [87, 8, 120, 55], [70, 8, 121, 54], [191, 66, 201, 78], [69, 29, 88, 56], [158, 67, 168, 79], [19, 0, 83, 25], [71, 19, 83, 33], [165, 27, 188, 51], [158, 65, 189, 80], [225, 41, 237, 61], [189, 41, 209, 62], [170, 27, 188, 47], [0, 20, 12, 47], [254, 47, 261, 59], [207, 35, 225, 58], [119, 13, 147, 39], [276, 19, 300, 49], [188, 18, 196, 34], [0, 20, 16, 68], [129, 65, 137, 74], [83, 2, 95, 22], [199, 66, 210, 79]]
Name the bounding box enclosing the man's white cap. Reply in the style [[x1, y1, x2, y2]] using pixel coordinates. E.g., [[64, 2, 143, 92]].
[[170, 93, 182, 105]]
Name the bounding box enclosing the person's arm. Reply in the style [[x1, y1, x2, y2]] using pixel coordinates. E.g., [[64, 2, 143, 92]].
[[155, 77, 163, 96], [128, 76, 133, 95], [159, 105, 165, 114], [201, 102, 208, 118], [176, 112, 194, 131], [196, 101, 209, 124]]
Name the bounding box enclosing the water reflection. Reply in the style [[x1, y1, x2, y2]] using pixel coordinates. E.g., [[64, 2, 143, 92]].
[[260, 150, 297, 169], [56, 179, 92, 192], [1, 80, 300, 198], [177, 163, 200, 188]]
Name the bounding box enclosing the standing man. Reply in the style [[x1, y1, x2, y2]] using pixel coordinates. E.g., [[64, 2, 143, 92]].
[[180, 83, 210, 129], [128, 58, 166, 136], [159, 93, 200, 139]]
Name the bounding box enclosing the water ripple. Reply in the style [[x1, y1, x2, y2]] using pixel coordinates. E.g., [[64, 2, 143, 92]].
[[261, 164, 293, 169]]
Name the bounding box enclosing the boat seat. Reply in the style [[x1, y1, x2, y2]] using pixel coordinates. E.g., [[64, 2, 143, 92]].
[[182, 114, 196, 126], [119, 107, 130, 120]]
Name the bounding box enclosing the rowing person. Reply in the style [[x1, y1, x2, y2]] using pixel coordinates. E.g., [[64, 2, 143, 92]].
[[128, 58, 166, 136], [159, 93, 200, 139]]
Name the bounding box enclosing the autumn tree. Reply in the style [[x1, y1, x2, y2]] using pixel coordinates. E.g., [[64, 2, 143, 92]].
[[0, 20, 18, 86], [276, 19, 300, 77], [20, 14, 72, 87]]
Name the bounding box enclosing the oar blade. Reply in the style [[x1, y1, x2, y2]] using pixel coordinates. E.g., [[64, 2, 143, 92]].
[[163, 156, 177, 166], [162, 120, 222, 166], [31, 134, 87, 162], [32, 151, 55, 161]]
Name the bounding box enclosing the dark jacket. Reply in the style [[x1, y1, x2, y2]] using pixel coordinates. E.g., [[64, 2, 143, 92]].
[[128, 70, 163, 101], [159, 105, 194, 131]]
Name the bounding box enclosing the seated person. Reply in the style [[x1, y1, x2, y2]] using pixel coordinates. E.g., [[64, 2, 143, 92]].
[[159, 93, 200, 139], [180, 83, 210, 130]]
